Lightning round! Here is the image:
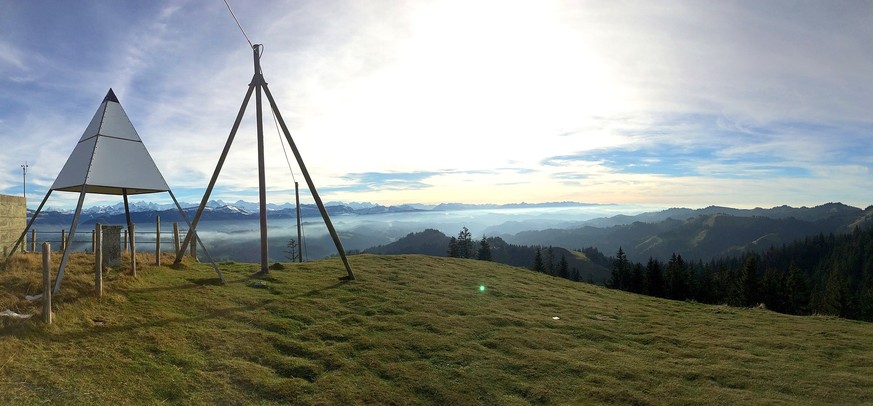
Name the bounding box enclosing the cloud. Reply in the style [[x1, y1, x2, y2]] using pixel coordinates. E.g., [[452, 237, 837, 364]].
[[333, 171, 440, 192], [2, 1, 871, 209]]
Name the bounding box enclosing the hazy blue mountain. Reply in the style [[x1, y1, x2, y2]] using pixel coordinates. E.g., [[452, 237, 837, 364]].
[[505, 203, 873, 263]]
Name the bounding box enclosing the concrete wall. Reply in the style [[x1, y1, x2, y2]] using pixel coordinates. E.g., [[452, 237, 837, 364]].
[[0, 194, 26, 256]]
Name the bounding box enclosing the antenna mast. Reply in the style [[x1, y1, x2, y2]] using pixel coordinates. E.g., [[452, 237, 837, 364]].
[[21, 161, 28, 201]]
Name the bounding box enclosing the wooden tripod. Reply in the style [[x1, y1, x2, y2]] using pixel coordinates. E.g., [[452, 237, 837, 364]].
[[173, 44, 355, 279]]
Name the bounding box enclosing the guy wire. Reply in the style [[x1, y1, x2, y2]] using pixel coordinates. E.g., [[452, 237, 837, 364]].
[[223, 0, 253, 48]]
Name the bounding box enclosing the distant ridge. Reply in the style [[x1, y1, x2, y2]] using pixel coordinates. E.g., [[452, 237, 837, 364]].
[[505, 203, 873, 262]]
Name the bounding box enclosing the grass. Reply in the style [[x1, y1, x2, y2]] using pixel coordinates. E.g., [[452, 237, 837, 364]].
[[1, 252, 872, 404]]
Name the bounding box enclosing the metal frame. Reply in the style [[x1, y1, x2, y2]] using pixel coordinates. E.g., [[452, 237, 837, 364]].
[[174, 44, 355, 279]]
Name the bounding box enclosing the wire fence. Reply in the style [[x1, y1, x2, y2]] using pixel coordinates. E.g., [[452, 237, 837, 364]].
[[22, 221, 195, 256]]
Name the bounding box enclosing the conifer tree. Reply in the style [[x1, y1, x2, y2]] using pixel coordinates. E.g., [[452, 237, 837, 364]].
[[558, 254, 570, 279], [666, 253, 689, 300], [784, 262, 810, 314], [545, 246, 556, 275], [695, 264, 715, 303], [456, 227, 473, 258], [477, 237, 492, 261], [447, 237, 459, 258], [645, 257, 664, 297], [610, 247, 631, 290], [285, 238, 299, 262], [821, 264, 850, 316], [740, 255, 760, 306], [532, 247, 545, 273]]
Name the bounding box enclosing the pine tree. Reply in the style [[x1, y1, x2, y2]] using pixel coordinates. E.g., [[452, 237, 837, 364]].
[[740, 255, 760, 306], [760, 268, 786, 312], [645, 257, 664, 297], [447, 237, 459, 258], [784, 262, 810, 315], [695, 264, 715, 303], [285, 237, 299, 262], [545, 246, 556, 276], [610, 247, 631, 290], [666, 253, 689, 300], [558, 255, 570, 279], [457, 227, 474, 258], [532, 247, 545, 273], [477, 237, 492, 261], [821, 264, 850, 316]]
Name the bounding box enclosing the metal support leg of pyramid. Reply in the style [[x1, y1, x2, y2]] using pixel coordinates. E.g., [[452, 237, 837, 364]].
[[173, 44, 355, 280]]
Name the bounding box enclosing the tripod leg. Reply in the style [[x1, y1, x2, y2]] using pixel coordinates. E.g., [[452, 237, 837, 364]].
[[263, 83, 355, 280], [174, 80, 256, 265]]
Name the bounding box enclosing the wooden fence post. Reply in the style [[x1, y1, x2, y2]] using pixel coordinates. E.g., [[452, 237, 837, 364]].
[[123, 229, 128, 253], [42, 242, 52, 324], [60, 229, 66, 252], [155, 216, 161, 266], [92, 230, 96, 252], [30, 229, 36, 252], [190, 235, 197, 262], [130, 223, 137, 277], [95, 224, 102, 297], [173, 223, 181, 256]]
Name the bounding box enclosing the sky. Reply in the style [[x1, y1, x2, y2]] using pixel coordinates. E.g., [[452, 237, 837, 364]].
[[1, 0, 871, 210]]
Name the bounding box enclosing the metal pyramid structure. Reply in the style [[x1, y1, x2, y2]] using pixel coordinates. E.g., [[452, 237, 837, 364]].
[[7, 89, 224, 293], [51, 89, 170, 195]]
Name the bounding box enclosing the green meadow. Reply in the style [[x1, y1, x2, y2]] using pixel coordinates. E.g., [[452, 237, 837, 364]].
[[1, 252, 872, 404]]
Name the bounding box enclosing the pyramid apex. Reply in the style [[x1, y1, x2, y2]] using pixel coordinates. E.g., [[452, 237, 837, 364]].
[[103, 88, 119, 103]]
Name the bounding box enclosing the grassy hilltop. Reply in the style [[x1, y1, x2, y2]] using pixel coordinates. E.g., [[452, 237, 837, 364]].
[[1, 253, 872, 404]]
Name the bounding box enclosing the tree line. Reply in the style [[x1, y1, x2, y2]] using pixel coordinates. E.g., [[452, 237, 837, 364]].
[[607, 226, 873, 321]]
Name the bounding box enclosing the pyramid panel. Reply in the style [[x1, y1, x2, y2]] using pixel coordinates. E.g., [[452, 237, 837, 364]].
[[50, 137, 97, 192], [84, 137, 169, 194], [99, 102, 141, 141], [77, 103, 106, 143]]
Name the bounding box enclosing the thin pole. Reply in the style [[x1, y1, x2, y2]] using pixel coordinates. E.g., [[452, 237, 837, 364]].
[[263, 83, 355, 280], [130, 223, 136, 277], [155, 215, 161, 266], [174, 78, 256, 266], [173, 222, 181, 255], [296, 181, 302, 263], [54, 185, 88, 294], [95, 224, 102, 297], [21, 162, 28, 201], [42, 242, 51, 324]]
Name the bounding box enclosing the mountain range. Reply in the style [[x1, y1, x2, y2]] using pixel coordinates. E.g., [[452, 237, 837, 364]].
[[28, 200, 873, 267], [504, 202, 873, 262], [28, 201, 596, 225], [360, 202, 873, 266]]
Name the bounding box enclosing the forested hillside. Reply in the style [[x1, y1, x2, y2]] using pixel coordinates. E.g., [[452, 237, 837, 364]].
[[363, 229, 612, 283], [607, 225, 873, 321]]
